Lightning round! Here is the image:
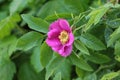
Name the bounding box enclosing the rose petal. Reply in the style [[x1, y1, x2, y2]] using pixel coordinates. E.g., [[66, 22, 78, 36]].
[[47, 29, 60, 39], [46, 38, 61, 47], [66, 32, 74, 46], [59, 19, 71, 32], [49, 20, 62, 31], [58, 45, 72, 57], [51, 45, 62, 52]]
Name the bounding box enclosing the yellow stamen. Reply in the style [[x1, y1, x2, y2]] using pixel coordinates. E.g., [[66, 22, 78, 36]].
[[58, 30, 69, 44]]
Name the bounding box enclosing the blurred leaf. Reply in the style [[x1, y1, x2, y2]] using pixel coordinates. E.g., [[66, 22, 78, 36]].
[[101, 71, 120, 80], [84, 73, 97, 80], [0, 58, 16, 80], [69, 52, 93, 71], [45, 56, 65, 80], [18, 62, 45, 80], [38, 0, 87, 18], [30, 45, 44, 73], [106, 18, 120, 28], [53, 72, 61, 80], [40, 42, 53, 67], [80, 33, 106, 50], [84, 3, 110, 31], [45, 13, 72, 21], [115, 55, 120, 62], [55, 59, 71, 80], [74, 40, 89, 55], [9, 0, 28, 15], [84, 52, 111, 64], [76, 67, 85, 78], [17, 31, 43, 51], [0, 36, 17, 58], [21, 14, 49, 33], [114, 40, 120, 55], [107, 26, 120, 47], [0, 14, 21, 39]]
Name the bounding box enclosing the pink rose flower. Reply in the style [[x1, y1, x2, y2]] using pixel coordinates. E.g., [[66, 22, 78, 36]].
[[46, 19, 74, 57]]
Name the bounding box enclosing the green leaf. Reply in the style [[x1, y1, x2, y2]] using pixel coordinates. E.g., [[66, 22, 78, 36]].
[[30, 45, 44, 73], [53, 72, 61, 80], [74, 40, 89, 55], [37, 0, 87, 18], [80, 33, 106, 50], [84, 3, 110, 31], [69, 52, 93, 71], [18, 62, 45, 80], [76, 67, 85, 78], [0, 14, 21, 39], [21, 14, 49, 33], [0, 58, 16, 80], [45, 56, 65, 80], [9, 0, 28, 15], [0, 36, 17, 58], [55, 59, 71, 80], [45, 13, 72, 21], [40, 42, 53, 67], [106, 18, 120, 28], [114, 40, 120, 55], [84, 52, 111, 64], [101, 71, 120, 80], [17, 31, 43, 51], [107, 26, 120, 47], [84, 73, 97, 80]]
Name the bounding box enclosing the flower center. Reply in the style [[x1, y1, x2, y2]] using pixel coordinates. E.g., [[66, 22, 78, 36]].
[[58, 30, 69, 44]]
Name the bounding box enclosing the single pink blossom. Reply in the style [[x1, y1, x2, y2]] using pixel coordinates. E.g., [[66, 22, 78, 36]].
[[46, 19, 74, 57]]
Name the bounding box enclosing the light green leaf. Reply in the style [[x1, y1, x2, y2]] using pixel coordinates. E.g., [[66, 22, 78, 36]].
[[9, 0, 28, 15], [114, 40, 120, 55], [69, 52, 93, 71], [21, 14, 49, 33], [80, 33, 106, 50], [53, 72, 61, 80], [30, 45, 44, 73], [76, 67, 85, 78], [0, 36, 17, 58], [74, 40, 89, 55], [101, 71, 120, 80], [0, 58, 16, 80], [84, 52, 111, 64], [0, 14, 21, 39], [17, 31, 43, 51], [107, 26, 120, 47], [84, 3, 110, 31], [40, 42, 53, 67]]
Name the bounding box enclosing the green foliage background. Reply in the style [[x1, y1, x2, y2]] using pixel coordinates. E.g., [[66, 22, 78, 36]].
[[0, 0, 120, 80]]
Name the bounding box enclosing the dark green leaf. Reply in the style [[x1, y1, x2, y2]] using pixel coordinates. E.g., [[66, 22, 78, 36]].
[[18, 62, 45, 80]]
